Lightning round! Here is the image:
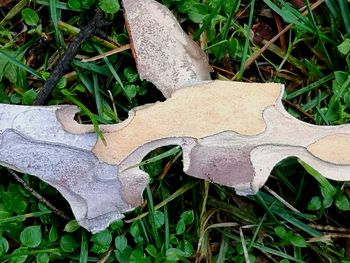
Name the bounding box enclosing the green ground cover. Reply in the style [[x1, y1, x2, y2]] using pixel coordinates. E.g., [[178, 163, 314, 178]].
[[1, 0, 350, 262]]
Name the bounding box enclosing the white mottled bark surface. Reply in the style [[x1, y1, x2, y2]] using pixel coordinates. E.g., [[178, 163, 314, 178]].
[[123, 0, 212, 98]]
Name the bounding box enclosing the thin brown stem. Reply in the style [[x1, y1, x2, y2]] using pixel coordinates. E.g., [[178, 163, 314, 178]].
[[7, 169, 71, 220]]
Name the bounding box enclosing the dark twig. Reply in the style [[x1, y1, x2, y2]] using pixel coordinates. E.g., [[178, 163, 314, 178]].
[[7, 169, 71, 220], [34, 9, 109, 105]]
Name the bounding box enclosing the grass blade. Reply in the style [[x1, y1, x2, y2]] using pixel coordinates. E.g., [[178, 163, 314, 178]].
[[237, 0, 256, 79], [146, 185, 161, 249], [304, 0, 334, 68], [73, 60, 110, 76], [74, 68, 93, 94], [2, 249, 61, 260], [207, 198, 255, 223], [253, 242, 305, 262], [0, 211, 51, 224], [221, 0, 240, 41], [125, 146, 181, 170], [79, 230, 88, 263], [0, 50, 43, 79], [216, 234, 229, 263], [93, 44, 124, 90], [339, 0, 350, 34], [126, 181, 199, 222], [273, 207, 321, 237], [222, 231, 305, 262], [49, 0, 62, 46], [298, 160, 337, 197], [286, 73, 334, 99], [301, 92, 330, 111], [264, 0, 311, 33], [325, 0, 340, 18], [62, 91, 106, 145], [161, 184, 170, 251], [33, 0, 78, 10], [93, 73, 103, 115], [0, 0, 29, 26]]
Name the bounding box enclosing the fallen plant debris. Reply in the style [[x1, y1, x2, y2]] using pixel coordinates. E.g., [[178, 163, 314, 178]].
[[34, 8, 110, 105], [1, 0, 350, 238], [2, 79, 350, 232], [123, 0, 212, 98]]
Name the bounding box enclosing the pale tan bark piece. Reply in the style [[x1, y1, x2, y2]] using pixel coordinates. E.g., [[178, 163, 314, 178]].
[[122, 0, 212, 98], [92, 81, 281, 164], [85, 80, 350, 201], [307, 134, 350, 165]]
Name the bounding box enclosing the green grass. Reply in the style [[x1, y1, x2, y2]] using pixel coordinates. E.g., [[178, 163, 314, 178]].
[[1, 0, 350, 262]]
